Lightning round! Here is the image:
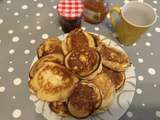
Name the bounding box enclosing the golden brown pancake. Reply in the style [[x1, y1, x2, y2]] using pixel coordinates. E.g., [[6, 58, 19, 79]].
[[87, 72, 115, 109], [67, 82, 102, 118], [29, 54, 64, 79], [98, 42, 131, 71], [65, 47, 102, 79], [103, 67, 126, 91], [62, 29, 95, 55], [37, 38, 63, 58], [49, 100, 69, 117], [28, 62, 79, 102]]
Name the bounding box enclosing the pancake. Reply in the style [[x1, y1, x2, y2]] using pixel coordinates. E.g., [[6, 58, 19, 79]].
[[37, 38, 63, 58], [87, 72, 115, 109], [29, 54, 64, 79], [98, 42, 131, 71], [49, 100, 69, 117], [103, 67, 126, 91], [62, 29, 95, 55], [67, 82, 102, 118], [65, 47, 102, 79], [28, 62, 79, 102]]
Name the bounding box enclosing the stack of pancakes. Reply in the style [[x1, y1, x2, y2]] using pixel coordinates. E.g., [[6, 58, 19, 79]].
[[28, 29, 131, 118]]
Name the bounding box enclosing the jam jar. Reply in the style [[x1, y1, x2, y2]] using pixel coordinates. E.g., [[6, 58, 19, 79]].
[[83, 0, 108, 24], [57, 0, 84, 33]]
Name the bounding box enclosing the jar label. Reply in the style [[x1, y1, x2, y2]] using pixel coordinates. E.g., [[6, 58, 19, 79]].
[[83, 8, 101, 22]]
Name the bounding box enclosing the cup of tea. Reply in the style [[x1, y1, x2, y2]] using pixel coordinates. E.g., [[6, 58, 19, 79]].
[[108, 1, 157, 46]]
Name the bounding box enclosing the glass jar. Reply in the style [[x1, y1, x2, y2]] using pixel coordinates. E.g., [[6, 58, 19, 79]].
[[83, 0, 108, 24], [59, 16, 82, 33], [57, 0, 84, 33]]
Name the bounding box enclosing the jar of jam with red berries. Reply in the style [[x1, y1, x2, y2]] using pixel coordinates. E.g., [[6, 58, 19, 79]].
[[83, 0, 108, 24], [57, 0, 84, 33]]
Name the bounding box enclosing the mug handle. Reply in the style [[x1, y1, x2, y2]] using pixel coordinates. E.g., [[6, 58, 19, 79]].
[[109, 6, 121, 29]]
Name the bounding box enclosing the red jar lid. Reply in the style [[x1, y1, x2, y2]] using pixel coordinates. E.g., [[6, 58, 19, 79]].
[[57, 0, 84, 20]]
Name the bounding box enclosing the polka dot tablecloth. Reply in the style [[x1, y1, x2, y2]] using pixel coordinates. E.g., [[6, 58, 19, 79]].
[[0, 0, 160, 120]]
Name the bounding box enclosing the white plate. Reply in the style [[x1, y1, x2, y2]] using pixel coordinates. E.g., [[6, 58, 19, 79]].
[[29, 33, 136, 120]]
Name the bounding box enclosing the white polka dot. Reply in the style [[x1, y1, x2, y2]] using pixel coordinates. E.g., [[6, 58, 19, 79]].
[[132, 43, 136, 46], [14, 12, 19, 16], [138, 75, 144, 81], [81, 27, 86, 30], [59, 26, 62, 30], [0, 86, 6, 93], [8, 29, 14, 34], [12, 96, 16, 99], [25, 14, 29, 17], [50, 21, 53, 24], [12, 109, 22, 118], [30, 39, 36, 44], [13, 78, 22, 86], [94, 27, 99, 31], [0, 18, 4, 24], [153, 84, 157, 88], [24, 49, 30, 55], [126, 111, 133, 118], [156, 111, 160, 118], [12, 36, 20, 42], [29, 95, 38, 102], [33, 0, 37, 2], [24, 25, 29, 30], [155, 27, 160, 32], [36, 13, 40, 16], [0, 76, 2, 79], [0, 40, 2, 44], [22, 5, 28, 10], [42, 34, 49, 39], [9, 49, 15, 54], [25, 61, 29, 64], [138, 58, 144, 63], [148, 68, 156, 75], [104, 2, 107, 6], [48, 13, 53, 17], [17, 20, 20, 23], [136, 88, 142, 94], [153, 1, 158, 4], [146, 32, 152, 37], [6, 0, 12, 4], [136, 52, 140, 55], [145, 42, 151, 46], [142, 103, 146, 107], [8, 67, 14, 72], [53, 5, 57, 9], [150, 52, 154, 56], [9, 61, 13, 64], [124, 0, 129, 4], [37, 3, 44, 8], [36, 26, 41, 30]]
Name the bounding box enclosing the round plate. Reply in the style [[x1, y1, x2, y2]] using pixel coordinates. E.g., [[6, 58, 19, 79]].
[[29, 33, 136, 120]]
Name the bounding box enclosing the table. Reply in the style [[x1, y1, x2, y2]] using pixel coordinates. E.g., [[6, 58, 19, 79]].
[[0, 0, 160, 120]]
